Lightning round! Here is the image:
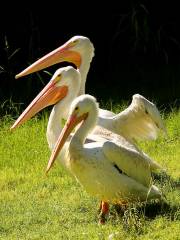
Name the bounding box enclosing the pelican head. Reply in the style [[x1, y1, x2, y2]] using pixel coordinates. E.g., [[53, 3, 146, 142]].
[[46, 94, 98, 173], [15, 36, 94, 79], [11, 66, 81, 130]]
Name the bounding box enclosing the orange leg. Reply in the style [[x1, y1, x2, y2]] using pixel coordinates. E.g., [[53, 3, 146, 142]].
[[98, 201, 109, 224]]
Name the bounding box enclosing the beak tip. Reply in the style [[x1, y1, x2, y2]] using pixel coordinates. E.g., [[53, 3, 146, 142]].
[[46, 163, 51, 174], [45, 167, 50, 175], [10, 125, 14, 131], [15, 74, 20, 79]]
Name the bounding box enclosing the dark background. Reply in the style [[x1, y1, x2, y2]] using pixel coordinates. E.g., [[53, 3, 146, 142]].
[[0, 2, 180, 115]]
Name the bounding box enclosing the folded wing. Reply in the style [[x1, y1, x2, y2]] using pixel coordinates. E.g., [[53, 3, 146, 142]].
[[103, 140, 152, 187]]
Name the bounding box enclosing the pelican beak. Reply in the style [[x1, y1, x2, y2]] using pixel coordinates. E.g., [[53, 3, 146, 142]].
[[46, 112, 88, 173], [15, 44, 82, 79], [10, 81, 68, 130]]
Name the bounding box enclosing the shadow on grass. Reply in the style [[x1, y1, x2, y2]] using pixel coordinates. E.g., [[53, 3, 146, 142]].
[[113, 200, 179, 219], [110, 200, 179, 234], [152, 171, 180, 190]]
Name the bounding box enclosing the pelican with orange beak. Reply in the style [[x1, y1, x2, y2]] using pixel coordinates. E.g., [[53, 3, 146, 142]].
[[11, 67, 82, 166], [15, 35, 167, 144], [46, 94, 162, 224]]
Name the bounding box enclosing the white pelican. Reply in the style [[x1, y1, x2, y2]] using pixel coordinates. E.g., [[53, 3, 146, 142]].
[[46, 94, 162, 223], [15, 36, 167, 144], [11, 67, 161, 171], [11, 66, 81, 167]]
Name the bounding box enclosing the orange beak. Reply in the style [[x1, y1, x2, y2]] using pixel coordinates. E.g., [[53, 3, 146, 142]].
[[10, 80, 68, 130], [46, 112, 88, 173], [15, 44, 82, 79]]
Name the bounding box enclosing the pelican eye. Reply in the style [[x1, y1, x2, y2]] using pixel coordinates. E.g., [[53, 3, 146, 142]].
[[75, 106, 79, 111], [55, 74, 61, 83], [73, 40, 78, 44], [70, 40, 78, 47]]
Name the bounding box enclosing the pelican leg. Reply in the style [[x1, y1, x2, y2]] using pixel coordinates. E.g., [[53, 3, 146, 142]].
[[98, 201, 109, 224]]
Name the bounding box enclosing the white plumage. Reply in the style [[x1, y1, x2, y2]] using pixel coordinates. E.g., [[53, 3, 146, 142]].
[[97, 93, 167, 143], [47, 94, 162, 223]]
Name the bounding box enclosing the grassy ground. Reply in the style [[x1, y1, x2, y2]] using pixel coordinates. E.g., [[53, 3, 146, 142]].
[[0, 106, 180, 239]]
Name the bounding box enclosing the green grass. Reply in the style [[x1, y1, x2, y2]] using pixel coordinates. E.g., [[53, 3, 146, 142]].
[[0, 107, 180, 239]]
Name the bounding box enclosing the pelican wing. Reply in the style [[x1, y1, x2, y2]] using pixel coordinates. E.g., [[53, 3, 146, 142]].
[[103, 140, 152, 187], [92, 125, 138, 149], [99, 108, 115, 117], [114, 94, 167, 141], [93, 125, 162, 171]]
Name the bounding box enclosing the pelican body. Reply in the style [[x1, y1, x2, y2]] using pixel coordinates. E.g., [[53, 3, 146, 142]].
[[47, 94, 162, 223]]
